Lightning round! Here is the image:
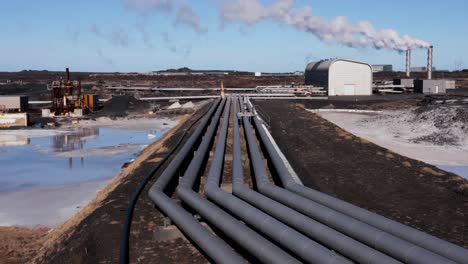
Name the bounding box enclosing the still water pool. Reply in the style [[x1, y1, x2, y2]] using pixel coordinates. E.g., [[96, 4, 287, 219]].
[[0, 121, 174, 227], [0, 127, 168, 192]]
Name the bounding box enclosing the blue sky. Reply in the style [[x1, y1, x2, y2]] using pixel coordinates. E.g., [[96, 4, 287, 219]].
[[0, 0, 466, 72]]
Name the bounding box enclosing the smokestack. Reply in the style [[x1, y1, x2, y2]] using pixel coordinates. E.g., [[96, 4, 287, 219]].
[[406, 49, 411, 78], [66, 68, 70, 83], [427, 46, 433, 80]]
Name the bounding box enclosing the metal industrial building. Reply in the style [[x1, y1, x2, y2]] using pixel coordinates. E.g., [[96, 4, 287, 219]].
[[305, 59, 373, 96], [410, 66, 437, 72], [414, 79, 455, 94], [372, 64, 393, 73], [0, 95, 29, 112], [394, 78, 415, 88]]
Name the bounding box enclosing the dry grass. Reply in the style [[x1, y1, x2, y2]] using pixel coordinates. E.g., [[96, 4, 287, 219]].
[[0, 227, 47, 264]]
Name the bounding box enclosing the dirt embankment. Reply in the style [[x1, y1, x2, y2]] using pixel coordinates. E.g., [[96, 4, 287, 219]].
[[0, 106, 211, 264], [253, 100, 468, 249]]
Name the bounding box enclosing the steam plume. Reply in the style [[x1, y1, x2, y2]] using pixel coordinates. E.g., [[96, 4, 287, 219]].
[[123, 0, 172, 13], [220, 0, 430, 52], [176, 4, 208, 33], [90, 24, 130, 48], [123, 0, 206, 33]]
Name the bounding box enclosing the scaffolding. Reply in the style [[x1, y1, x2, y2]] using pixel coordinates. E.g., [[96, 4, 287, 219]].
[[48, 68, 83, 115]]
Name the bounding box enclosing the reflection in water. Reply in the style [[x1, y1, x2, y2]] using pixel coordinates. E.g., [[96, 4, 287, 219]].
[[0, 135, 31, 147], [51, 128, 99, 169], [0, 126, 170, 193], [147, 129, 167, 140], [0, 121, 176, 227], [52, 128, 99, 152]]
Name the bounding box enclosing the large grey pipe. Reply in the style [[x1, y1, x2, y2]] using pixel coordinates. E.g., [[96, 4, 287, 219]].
[[147, 99, 245, 264], [176, 98, 301, 264], [247, 98, 468, 264], [230, 98, 400, 264], [242, 97, 455, 264], [248, 98, 468, 263], [203, 97, 352, 263], [180, 98, 352, 263]]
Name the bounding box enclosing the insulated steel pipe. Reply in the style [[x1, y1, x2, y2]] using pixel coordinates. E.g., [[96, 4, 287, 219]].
[[120, 99, 219, 264], [241, 98, 455, 264], [148, 99, 245, 264], [231, 98, 400, 264], [248, 98, 468, 264], [202, 98, 350, 264], [176, 98, 300, 264]]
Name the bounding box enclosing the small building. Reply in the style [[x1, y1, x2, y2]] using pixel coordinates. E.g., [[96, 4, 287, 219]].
[[255, 72, 262, 77], [305, 59, 373, 96], [410, 67, 436, 73], [372, 64, 393, 73], [83, 94, 99, 112], [414, 80, 454, 94], [394, 79, 415, 88], [0, 113, 28, 128], [0, 96, 29, 112]]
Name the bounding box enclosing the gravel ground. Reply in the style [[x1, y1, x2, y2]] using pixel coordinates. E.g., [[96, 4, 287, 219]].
[[315, 99, 468, 167], [318, 110, 468, 167], [412, 105, 468, 145], [94, 96, 152, 118]]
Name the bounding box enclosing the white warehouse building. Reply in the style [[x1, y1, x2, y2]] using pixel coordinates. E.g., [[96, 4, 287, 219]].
[[305, 59, 373, 96]]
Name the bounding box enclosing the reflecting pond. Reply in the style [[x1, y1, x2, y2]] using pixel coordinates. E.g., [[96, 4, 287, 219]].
[[0, 122, 174, 227]]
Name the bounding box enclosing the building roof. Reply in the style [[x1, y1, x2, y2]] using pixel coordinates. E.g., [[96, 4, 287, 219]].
[[306, 59, 372, 72]]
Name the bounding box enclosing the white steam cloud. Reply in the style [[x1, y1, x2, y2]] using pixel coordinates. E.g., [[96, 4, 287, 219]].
[[220, 0, 431, 52], [123, 0, 206, 34], [175, 4, 208, 33], [90, 24, 130, 48], [123, 0, 173, 13]]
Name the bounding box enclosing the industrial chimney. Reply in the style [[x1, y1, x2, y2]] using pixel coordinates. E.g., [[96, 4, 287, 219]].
[[66, 68, 71, 84], [406, 49, 411, 78], [427, 46, 433, 80]]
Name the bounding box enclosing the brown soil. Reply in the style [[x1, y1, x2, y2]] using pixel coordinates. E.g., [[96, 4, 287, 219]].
[[253, 100, 468, 249], [0, 107, 211, 264], [0, 227, 47, 264]]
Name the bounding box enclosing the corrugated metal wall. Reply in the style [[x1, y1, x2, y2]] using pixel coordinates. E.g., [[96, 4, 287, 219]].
[[329, 61, 372, 96], [0, 96, 28, 112]]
